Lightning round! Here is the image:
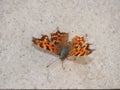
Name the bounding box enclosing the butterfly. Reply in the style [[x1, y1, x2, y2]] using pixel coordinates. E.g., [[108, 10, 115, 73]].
[[32, 27, 95, 68]]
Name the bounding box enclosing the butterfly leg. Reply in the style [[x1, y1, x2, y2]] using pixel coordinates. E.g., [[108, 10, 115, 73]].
[[46, 60, 58, 68], [61, 61, 65, 70]]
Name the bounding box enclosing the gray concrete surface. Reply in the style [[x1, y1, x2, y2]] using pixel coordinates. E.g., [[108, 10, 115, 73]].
[[0, 0, 120, 89]]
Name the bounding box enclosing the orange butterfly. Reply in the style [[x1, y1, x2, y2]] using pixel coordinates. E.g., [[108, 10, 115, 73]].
[[32, 27, 95, 68]]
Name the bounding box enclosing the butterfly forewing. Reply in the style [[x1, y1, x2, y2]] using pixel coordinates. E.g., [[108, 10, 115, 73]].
[[32, 35, 58, 54], [51, 27, 69, 54], [32, 27, 69, 56], [68, 36, 94, 57]]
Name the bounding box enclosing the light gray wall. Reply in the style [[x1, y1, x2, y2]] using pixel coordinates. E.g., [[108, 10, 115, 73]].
[[0, 0, 120, 89]]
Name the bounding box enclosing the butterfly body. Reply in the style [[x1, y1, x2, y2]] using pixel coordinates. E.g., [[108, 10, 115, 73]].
[[32, 27, 94, 62], [60, 45, 70, 60]]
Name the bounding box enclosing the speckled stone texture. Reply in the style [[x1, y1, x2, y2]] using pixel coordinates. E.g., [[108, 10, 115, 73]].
[[0, 0, 120, 89]]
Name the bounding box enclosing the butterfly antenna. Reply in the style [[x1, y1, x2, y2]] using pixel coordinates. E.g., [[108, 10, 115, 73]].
[[46, 60, 58, 68]]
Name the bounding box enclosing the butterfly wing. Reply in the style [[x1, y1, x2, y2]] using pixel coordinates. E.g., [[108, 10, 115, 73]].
[[67, 35, 94, 62], [32, 35, 58, 54], [51, 27, 69, 54], [32, 27, 69, 55], [69, 43, 93, 57]]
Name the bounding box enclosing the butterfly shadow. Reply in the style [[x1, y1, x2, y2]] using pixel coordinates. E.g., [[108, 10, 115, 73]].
[[66, 56, 93, 65], [32, 43, 62, 67], [32, 43, 94, 69]]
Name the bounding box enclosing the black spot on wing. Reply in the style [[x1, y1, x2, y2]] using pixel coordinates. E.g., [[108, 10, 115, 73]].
[[46, 46, 50, 51]]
